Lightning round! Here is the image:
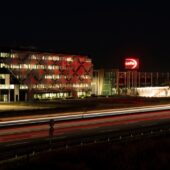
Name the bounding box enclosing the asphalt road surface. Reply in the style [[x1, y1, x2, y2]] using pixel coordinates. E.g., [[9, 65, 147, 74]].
[[1, 104, 170, 143]]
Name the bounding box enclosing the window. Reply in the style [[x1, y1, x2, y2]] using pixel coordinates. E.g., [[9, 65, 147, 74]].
[[0, 53, 10, 58]]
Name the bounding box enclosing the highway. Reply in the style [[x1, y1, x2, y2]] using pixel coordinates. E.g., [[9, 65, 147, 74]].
[[1, 104, 170, 143], [1, 103, 170, 126]]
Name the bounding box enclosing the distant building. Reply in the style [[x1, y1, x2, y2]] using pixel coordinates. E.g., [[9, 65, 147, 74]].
[[91, 69, 119, 96], [0, 49, 93, 101], [92, 69, 170, 97]]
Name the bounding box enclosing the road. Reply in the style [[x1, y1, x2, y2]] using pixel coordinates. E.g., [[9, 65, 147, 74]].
[[1, 103, 170, 124], [1, 104, 170, 143]]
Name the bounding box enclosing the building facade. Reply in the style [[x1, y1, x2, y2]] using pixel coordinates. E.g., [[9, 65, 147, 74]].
[[91, 69, 119, 96], [92, 69, 170, 97], [0, 49, 93, 101]]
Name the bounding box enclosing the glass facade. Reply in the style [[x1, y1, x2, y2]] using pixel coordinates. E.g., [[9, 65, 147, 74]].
[[92, 69, 170, 96], [102, 71, 117, 96]]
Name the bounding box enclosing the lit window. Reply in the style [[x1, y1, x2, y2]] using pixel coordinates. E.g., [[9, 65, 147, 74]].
[[10, 65, 20, 69], [66, 57, 73, 62], [86, 59, 91, 63], [20, 85, 28, 89], [0, 84, 14, 89], [53, 75, 59, 79], [36, 65, 42, 69], [54, 66, 59, 69], [23, 64, 27, 69], [48, 65, 53, 70], [53, 84, 59, 88], [48, 56, 53, 60], [53, 56, 60, 61], [31, 55, 37, 60], [0, 63, 6, 68], [11, 54, 17, 58], [0, 74, 5, 79], [0, 53, 10, 58], [45, 75, 53, 79]]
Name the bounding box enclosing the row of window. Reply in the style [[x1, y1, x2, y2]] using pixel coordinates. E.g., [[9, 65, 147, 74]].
[[1, 53, 76, 62], [30, 55, 74, 62], [34, 84, 89, 89], [0, 63, 91, 71], [73, 84, 89, 88], [1, 52, 92, 63], [0, 63, 60, 70], [45, 75, 60, 79], [0, 85, 14, 89], [19, 83, 90, 89], [34, 91, 88, 99], [34, 92, 69, 99], [31, 55, 60, 61], [44, 75, 90, 80], [0, 53, 10, 58]]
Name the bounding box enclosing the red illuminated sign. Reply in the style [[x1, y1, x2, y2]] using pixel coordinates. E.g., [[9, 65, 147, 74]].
[[125, 58, 139, 70]]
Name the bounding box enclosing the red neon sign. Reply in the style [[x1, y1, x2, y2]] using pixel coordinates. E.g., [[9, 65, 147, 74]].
[[125, 58, 139, 70]]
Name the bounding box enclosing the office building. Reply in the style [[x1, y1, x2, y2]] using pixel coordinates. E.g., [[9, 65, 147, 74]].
[[0, 49, 93, 101]]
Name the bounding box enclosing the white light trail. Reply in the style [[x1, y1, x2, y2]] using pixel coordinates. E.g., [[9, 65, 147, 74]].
[[1, 104, 170, 127]]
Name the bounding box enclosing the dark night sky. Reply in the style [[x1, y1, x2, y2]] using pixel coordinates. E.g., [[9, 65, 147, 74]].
[[1, 1, 170, 71]]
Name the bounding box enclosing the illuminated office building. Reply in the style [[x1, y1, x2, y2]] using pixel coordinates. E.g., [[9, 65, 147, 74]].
[[0, 49, 93, 101], [92, 69, 170, 97]]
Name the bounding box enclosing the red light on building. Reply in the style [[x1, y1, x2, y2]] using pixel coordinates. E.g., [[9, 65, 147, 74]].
[[125, 58, 139, 70]]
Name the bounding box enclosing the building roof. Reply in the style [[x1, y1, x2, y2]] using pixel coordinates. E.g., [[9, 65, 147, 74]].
[[0, 46, 88, 57]]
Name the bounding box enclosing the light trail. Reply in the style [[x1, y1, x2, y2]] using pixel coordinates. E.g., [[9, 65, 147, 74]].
[[1, 104, 170, 127], [1, 109, 170, 143]]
